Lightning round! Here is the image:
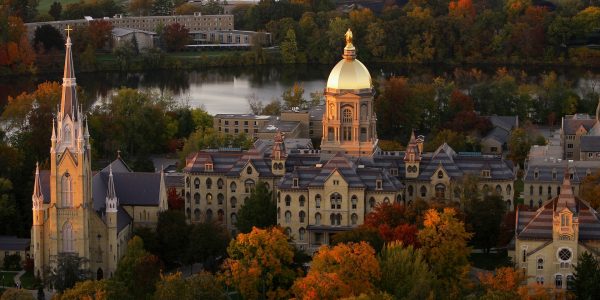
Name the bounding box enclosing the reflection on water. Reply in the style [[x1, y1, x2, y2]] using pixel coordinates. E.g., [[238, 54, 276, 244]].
[[1, 64, 599, 115]]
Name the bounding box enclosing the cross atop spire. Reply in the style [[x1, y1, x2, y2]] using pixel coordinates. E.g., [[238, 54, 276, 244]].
[[59, 25, 78, 121], [65, 25, 73, 38]]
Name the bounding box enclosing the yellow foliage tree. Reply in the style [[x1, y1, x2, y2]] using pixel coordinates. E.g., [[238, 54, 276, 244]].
[[292, 242, 381, 300], [221, 227, 298, 300], [477, 267, 555, 299]]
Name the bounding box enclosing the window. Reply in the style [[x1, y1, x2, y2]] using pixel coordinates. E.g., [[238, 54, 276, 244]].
[[561, 214, 570, 227], [351, 213, 358, 225], [435, 184, 446, 199], [217, 209, 224, 222], [293, 178, 299, 188], [315, 213, 321, 225], [315, 194, 321, 208], [205, 163, 213, 171], [536, 276, 544, 285], [206, 178, 212, 189], [299, 196, 305, 207], [330, 193, 342, 209], [555, 275, 563, 289], [230, 197, 237, 208], [507, 184, 512, 195], [539, 186, 542, 195], [194, 209, 200, 221], [194, 193, 200, 205], [194, 178, 200, 189], [369, 197, 375, 209], [217, 193, 224, 205], [537, 258, 544, 270], [376, 180, 382, 190], [231, 213, 237, 225], [420, 186, 427, 197], [186, 177, 190, 188], [206, 209, 213, 222], [230, 182, 237, 192], [351, 196, 358, 209], [206, 193, 213, 204], [63, 124, 71, 144], [522, 248, 527, 263], [558, 248, 572, 262], [217, 178, 224, 189], [299, 211, 306, 223], [437, 170, 443, 178], [285, 195, 291, 206], [244, 179, 255, 193], [408, 185, 413, 197], [299, 228, 305, 241], [284, 227, 292, 237], [61, 173, 73, 207], [62, 222, 73, 252], [496, 185, 502, 195], [285, 211, 291, 224], [246, 166, 252, 174]]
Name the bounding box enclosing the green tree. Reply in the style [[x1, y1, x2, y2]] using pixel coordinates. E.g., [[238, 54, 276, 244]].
[[156, 210, 189, 268], [0, 178, 18, 236], [378, 241, 433, 300], [331, 226, 384, 253], [281, 82, 305, 109], [418, 208, 473, 299], [48, 2, 62, 20], [45, 253, 91, 293], [281, 28, 298, 64], [33, 25, 64, 52], [236, 181, 276, 233], [113, 236, 162, 300], [185, 221, 229, 272], [466, 194, 506, 253], [152, 0, 174, 15], [573, 252, 600, 300]]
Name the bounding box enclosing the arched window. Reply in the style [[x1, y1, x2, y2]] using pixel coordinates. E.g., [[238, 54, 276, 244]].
[[506, 200, 512, 210], [337, 213, 342, 225], [217, 209, 224, 222], [342, 108, 353, 123], [246, 166, 252, 175], [194, 193, 200, 205], [285, 211, 291, 224], [299, 195, 305, 207], [435, 184, 446, 199], [186, 208, 191, 219], [285, 227, 292, 237], [231, 213, 237, 225], [285, 195, 291, 206], [206, 193, 213, 204], [529, 185, 533, 195], [206, 209, 213, 222], [315, 213, 321, 225], [330, 213, 336, 225], [244, 179, 255, 193], [548, 186, 552, 195], [420, 186, 427, 197], [217, 178, 224, 189], [231, 197, 237, 208], [61, 173, 73, 207], [299, 211, 306, 223], [369, 197, 375, 209], [217, 193, 224, 205], [507, 184, 512, 195], [186, 192, 191, 203], [538, 199, 542, 207], [437, 170, 443, 178], [555, 274, 563, 289], [299, 228, 305, 241], [496, 185, 502, 195], [315, 194, 321, 208], [62, 222, 73, 252], [408, 185, 413, 197], [539, 186, 543, 195], [194, 178, 200, 189], [330, 193, 342, 209], [206, 178, 212, 189], [194, 209, 200, 221], [63, 124, 71, 144], [351, 195, 358, 209], [351, 213, 358, 225], [186, 177, 190, 188], [383, 197, 390, 203], [537, 258, 544, 270], [360, 103, 368, 120], [230, 182, 237, 192]]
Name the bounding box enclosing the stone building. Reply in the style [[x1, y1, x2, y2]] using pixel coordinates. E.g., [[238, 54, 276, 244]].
[[511, 172, 600, 289], [183, 30, 515, 251], [560, 105, 600, 160], [30, 34, 167, 280]]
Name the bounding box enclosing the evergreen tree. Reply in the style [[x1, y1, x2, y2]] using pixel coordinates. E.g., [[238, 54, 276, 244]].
[[152, 0, 174, 16], [378, 241, 434, 299], [235, 181, 276, 233], [33, 24, 64, 52], [48, 2, 62, 20], [44, 253, 91, 293], [573, 252, 600, 299]]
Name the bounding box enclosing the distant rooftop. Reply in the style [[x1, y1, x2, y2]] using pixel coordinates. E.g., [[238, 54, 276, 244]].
[[215, 114, 273, 120]]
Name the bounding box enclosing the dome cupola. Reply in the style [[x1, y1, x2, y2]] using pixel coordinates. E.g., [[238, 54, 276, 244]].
[[326, 29, 372, 92]]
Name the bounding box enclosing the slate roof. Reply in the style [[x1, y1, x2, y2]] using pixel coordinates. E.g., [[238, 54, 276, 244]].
[[523, 162, 600, 183], [580, 135, 600, 152], [0, 236, 30, 251], [92, 172, 163, 208], [164, 173, 184, 188], [482, 127, 510, 144], [487, 116, 518, 132], [562, 115, 595, 135]]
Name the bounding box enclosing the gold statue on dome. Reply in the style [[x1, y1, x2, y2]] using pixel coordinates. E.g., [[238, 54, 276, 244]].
[[345, 28, 353, 45]]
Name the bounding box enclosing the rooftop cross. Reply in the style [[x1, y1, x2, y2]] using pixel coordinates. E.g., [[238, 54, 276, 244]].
[[65, 25, 72, 38]]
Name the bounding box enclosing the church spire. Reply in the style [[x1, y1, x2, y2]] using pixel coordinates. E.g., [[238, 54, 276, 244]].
[[32, 162, 44, 210], [106, 166, 118, 213], [59, 26, 78, 122]]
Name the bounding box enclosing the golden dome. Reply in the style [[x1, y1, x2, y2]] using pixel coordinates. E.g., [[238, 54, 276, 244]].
[[326, 29, 372, 91]]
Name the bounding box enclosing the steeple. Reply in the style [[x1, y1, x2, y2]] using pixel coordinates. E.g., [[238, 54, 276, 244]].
[[404, 130, 421, 162], [59, 26, 79, 122], [106, 166, 118, 213], [556, 168, 576, 213], [271, 131, 287, 160], [32, 162, 44, 210]]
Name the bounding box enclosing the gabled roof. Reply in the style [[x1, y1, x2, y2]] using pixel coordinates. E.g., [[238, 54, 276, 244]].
[[0, 236, 30, 251], [100, 157, 132, 173]]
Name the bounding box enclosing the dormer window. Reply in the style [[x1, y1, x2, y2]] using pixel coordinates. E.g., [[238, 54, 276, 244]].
[[534, 169, 539, 180], [293, 178, 299, 188], [376, 179, 382, 190], [481, 170, 491, 178], [390, 168, 398, 176], [205, 163, 213, 172], [437, 171, 443, 179], [560, 213, 571, 228], [552, 170, 557, 180]]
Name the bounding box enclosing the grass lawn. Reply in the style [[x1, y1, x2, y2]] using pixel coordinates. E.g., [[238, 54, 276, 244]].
[[0, 271, 17, 287], [37, 0, 82, 14], [469, 251, 512, 271]]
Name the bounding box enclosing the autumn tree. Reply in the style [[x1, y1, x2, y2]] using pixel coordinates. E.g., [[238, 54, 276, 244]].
[[281, 82, 306, 109], [363, 202, 419, 246], [378, 241, 433, 299], [292, 242, 380, 299], [0, 16, 36, 75], [162, 23, 190, 52], [113, 236, 162, 299], [580, 171, 600, 210], [281, 28, 298, 64], [88, 20, 113, 50], [0, 288, 35, 300], [129, 0, 153, 16], [167, 187, 184, 210], [55, 279, 110, 300], [418, 208, 473, 299], [154, 272, 227, 300], [235, 181, 276, 233], [222, 227, 299, 300], [331, 226, 384, 253]]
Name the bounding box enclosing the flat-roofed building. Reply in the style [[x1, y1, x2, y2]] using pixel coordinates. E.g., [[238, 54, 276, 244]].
[[213, 114, 274, 137]]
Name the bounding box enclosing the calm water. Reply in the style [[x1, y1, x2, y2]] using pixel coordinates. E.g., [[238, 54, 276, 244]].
[[1, 64, 599, 115]]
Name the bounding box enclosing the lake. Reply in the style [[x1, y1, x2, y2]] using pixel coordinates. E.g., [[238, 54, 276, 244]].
[[1, 64, 599, 115]]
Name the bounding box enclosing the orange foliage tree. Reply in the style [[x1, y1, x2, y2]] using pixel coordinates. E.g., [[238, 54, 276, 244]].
[[167, 187, 184, 210], [477, 267, 555, 299], [363, 202, 420, 246], [292, 242, 380, 300], [0, 16, 36, 74], [221, 227, 299, 300]]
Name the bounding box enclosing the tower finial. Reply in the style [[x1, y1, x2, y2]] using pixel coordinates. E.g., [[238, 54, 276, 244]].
[[345, 28, 353, 46], [342, 28, 356, 60]]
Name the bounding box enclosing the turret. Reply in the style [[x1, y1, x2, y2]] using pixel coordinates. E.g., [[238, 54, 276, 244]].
[[271, 131, 287, 176], [32, 162, 44, 214], [31, 162, 45, 278], [404, 130, 421, 179], [106, 166, 118, 213]]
